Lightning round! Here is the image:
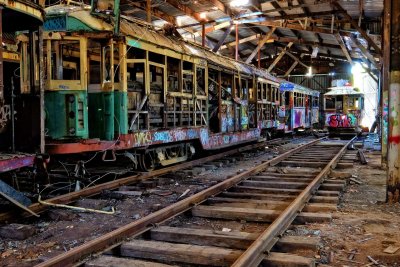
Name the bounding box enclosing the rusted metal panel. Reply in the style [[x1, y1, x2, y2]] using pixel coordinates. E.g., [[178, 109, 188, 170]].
[[0, 155, 35, 173]]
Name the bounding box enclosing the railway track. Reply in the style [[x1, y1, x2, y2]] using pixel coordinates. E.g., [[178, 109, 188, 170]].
[[34, 136, 356, 267], [0, 137, 298, 223]]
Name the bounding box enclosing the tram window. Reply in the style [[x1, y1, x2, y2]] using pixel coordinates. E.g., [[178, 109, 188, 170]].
[[183, 61, 193, 71], [150, 65, 164, 92], [88, 40, 102, 84], [183, 73, 193, 93], [196, 67, 206, 95], [113, 46, 120, 83], [221, 73, 233, 100], [149, 52, 165, 65], [325, 97, 335, 109], [127, 62, 145, 92], [102, 45, 112, 82], [167, 57, 180, 92], [263, 83, 267, 100], [257, 83, 261, 100], [241, 79, 248, 99], [126, 46, 146, 59], [51, 40, 81, 80]]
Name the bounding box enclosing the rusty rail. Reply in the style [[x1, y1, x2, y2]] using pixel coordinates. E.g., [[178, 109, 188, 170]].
[[0, 138, 291, 222], [35, 137, 324, 267], [231, 136, 356, 267]]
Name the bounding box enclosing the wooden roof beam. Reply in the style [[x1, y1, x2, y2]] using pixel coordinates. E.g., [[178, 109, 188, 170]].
[[349, 34, 381, 70], [245, 27, 276, 63], [334, 33, 354, 65], [331, 1, 382, 55], [267, 42, 293, 72]]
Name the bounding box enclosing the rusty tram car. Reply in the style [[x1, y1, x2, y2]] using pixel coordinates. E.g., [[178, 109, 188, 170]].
[[1, 0, 320, 178]]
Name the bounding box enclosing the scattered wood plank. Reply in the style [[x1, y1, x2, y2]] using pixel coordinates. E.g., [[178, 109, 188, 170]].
[[85, 255, 177, 267], [192, 206, 331, 223]]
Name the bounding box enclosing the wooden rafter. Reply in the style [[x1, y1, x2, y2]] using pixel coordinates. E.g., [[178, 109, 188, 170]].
[[334, 33, 353, 65], [349, 34, 381, 70], [245, 27, 276, 63], [284, 61, 298, 77], [267, 42, 293, 72], [331, 1, 382, 55]]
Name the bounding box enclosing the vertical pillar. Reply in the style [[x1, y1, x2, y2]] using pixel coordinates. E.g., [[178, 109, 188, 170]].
[[382, 0, 391, 167], [146, 0, 151, 24], [387, 0, 400, 203], [0, 7, 3, 102], [257, 35, 261, 68], [235, 24, 239, 61], [202, 24, 205, 47], [38, 27, 45, 153]]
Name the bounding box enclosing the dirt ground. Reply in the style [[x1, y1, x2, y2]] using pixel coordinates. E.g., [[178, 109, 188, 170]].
[[312, 151, 400, 267]]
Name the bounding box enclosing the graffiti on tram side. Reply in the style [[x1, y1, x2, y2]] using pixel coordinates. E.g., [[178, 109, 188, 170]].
[[293, 108, 305, 128], [312, 108, 319, 124], [202, 128, 261, 149], [326, 113, 357, 128]]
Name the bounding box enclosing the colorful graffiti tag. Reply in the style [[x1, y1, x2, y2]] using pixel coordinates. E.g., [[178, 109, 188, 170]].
[[293, 108, 305, 128], [326, 113, 357, 128]]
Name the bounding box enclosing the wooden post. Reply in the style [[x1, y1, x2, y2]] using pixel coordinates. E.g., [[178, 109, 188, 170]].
[[382, 0, 391, 167], [146, 0, 151, 24], [202, 24, 205, 47], [235, 24, 239, 61], [38, 27, 45, 153], [0, 7, 3, 102], [387, 0, 400, 203]]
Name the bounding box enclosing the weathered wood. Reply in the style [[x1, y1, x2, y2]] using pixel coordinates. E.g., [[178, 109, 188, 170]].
[[257, 172, 317, 177], [120, 239, 315, 267], [151, 226, 320, 253], [219, 191, 297, 201], [275, 236, 320, 252], [267, 42, 294, 72], [232, 185, 302, 195], [209, 199, 336, 212], [302, 203, 337, 212], [336, 162, 354, 169], [334, 33, 354, 65], [250, 176, 314, 183], [241, 180, 309, 189], [85, 255, 176, 267], [245, 27, 276, 63], [120, 240, 241, 266], [279, 161, 328, 168], [309, 195, 338, 203], [319, 183, 344, 191], [261, 252, 315, 267], [151, 226, 256, 249], [192, 206, 331, 223], [316, 190, 340, 196]]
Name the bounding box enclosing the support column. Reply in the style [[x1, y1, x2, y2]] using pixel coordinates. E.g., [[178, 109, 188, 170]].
[[39, 27, 45, 154], [387, 0, 400, 203], [382, 0, 391, 167], [0, 7, 3, 102]]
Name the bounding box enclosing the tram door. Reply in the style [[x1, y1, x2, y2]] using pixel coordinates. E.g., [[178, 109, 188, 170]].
[[284, 91, 293, 131]]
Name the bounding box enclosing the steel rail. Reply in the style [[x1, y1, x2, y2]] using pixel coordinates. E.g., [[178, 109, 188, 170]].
[[231, 136, 357, 267], [35, 137, 324, 267], [0, 138, 288, 223]]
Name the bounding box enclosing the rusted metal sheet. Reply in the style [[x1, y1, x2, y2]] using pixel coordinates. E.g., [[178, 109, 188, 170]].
[[0, 155, 35, 173]]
